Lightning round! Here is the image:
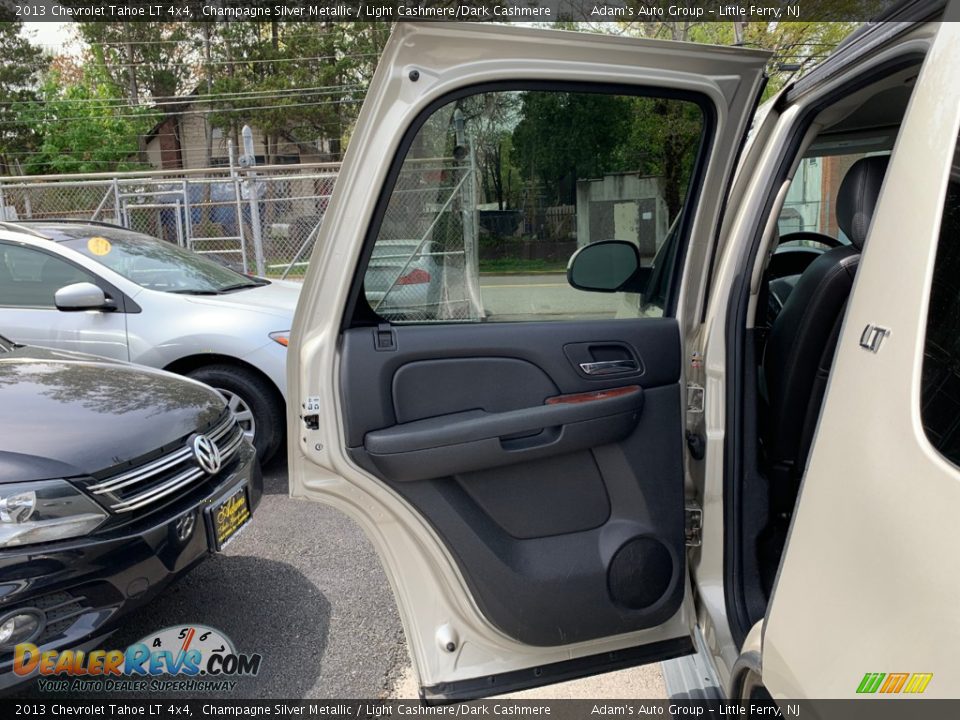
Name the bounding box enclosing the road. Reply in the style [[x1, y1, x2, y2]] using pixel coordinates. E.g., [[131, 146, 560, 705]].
[[478, 273, 635, 321]]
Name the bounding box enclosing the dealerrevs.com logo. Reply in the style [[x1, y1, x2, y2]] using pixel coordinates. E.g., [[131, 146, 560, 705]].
[[856, 672, 933, 694], [14, 625, 261, 693]]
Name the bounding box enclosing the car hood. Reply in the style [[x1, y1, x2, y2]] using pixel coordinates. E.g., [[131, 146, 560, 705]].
[[181, 279, 301, 321], [0, 345, 225, 483]]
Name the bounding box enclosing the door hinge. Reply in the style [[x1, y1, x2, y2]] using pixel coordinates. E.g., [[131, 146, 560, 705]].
[[686, 383, 704, 414], [685, 505, 703, 547]]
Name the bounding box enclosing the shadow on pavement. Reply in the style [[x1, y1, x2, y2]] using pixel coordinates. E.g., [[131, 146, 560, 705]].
[[23, 554, 330, 699], [260, 453, 290, 496]]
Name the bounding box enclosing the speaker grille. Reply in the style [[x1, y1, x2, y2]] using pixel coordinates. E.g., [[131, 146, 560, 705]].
[[607, 537, 674, 609]]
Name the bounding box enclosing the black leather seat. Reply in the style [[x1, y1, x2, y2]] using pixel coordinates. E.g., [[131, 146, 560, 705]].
[[761, 156, 889, 489]]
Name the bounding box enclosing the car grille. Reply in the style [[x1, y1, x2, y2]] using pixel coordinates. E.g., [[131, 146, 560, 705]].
[[88, 413, 243, 513]]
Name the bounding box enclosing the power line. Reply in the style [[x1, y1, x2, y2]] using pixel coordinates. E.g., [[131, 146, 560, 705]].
[[70, 52, 382, 70], [0, 84, 367, 108], [0, 96, 366, 127], [33, 31, 385, 48]]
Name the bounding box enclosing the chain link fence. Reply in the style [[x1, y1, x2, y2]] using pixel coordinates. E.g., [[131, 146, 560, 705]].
[[0, 156, 484, 323], [0, 163, 339, 278]]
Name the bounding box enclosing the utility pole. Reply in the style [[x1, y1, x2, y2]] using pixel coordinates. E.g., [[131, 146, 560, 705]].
[[124, 23, 146, 164], [240, 125, 266, 277]]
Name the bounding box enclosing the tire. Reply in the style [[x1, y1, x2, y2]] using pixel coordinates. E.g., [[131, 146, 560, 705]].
[[185, 364, 284, 463]]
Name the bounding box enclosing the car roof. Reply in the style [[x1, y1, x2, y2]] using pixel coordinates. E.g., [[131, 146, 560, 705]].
[[0, 219, 134, 242]]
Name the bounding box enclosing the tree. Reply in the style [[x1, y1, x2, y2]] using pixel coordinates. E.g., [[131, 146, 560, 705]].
[[0, 12, 46, 174], [68, 18, 202, 164], [613, 14, 858, 99], [512, 91, 635, 205], [204, 21, 389, 163], [21, 58, 157, 175]]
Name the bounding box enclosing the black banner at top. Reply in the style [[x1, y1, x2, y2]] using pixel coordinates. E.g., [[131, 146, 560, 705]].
[[1, 0, 937, 23]]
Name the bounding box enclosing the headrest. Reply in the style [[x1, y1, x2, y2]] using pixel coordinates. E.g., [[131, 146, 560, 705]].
[[836, 155, 889, 250]]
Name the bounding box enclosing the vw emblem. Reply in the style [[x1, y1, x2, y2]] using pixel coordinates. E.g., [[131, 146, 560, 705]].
[[192, 434, 222, 475]]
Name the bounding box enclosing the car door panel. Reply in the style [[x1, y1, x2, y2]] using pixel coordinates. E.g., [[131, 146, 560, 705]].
[[289, 22, 767, 695], [341, 319, 684, 647]]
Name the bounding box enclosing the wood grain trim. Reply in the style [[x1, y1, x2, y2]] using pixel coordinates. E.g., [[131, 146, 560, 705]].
[[544, 385, 641, 405]]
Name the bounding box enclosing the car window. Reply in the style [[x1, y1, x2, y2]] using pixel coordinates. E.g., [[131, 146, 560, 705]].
[[362, 88, 706, 323], [921, 135, 960, 467], [0, 243, 95, 309], [54, 226, 259, 294]]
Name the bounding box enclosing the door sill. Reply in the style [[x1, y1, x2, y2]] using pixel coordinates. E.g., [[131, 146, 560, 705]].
[[421, 636, 694, 703]]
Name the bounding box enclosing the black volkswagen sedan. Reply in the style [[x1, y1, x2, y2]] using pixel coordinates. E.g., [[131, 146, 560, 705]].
[[0, 333, 262, 689]]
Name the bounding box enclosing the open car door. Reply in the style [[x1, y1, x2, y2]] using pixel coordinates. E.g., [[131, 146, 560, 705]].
[[289, 23, 767, 701]]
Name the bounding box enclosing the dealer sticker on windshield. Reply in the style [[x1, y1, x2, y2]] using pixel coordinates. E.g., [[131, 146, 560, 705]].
[[87, 236, 112, 256], [209, 485, 251, 551]]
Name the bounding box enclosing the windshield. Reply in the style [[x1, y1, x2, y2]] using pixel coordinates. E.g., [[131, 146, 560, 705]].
[[58, 227, 264, 294]]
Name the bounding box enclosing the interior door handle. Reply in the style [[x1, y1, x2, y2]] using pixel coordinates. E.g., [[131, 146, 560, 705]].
[[579, 359, 639, 376]]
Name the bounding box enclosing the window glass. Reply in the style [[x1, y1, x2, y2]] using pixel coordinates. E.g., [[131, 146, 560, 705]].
[[52, 226, 255, 294], [0, 244, 95, 308], [921, 141, 960, 467], [364, 89, 705, 323]]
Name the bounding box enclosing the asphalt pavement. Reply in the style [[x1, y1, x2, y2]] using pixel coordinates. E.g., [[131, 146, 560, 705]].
[[22, 457, 409, 700]]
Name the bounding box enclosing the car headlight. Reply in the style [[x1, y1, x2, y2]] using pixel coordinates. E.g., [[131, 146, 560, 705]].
[[269, 331, 290, 347], [0, 480, 107, 549]]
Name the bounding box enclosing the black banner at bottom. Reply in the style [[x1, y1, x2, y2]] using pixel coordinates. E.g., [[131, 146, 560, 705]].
[[3, 700, 960, 720]]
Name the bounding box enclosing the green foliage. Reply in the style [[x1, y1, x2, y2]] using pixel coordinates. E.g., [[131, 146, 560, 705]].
[[67, 20, 390, 163], [196, 21, 389, 160], [72, 19, 196, 100], [509, 91, 703, 218], [512, 92, 635, 205], [21, 64, 157, 175], [613, 97, 704, 218], [7, 17, 858, 179], [617, 17, 859, 100], [0, 14, 46, 172]]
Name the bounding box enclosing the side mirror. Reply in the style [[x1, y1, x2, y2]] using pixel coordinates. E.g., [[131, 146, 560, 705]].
[[567, 240, 650, 294], [54, 282, 113, 312]]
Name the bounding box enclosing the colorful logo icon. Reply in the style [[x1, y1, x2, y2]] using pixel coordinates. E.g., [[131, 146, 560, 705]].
[[14, 624, 261, 679], [856, 672, 933, 694]]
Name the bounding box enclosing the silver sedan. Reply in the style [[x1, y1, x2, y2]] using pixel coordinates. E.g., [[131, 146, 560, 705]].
[[0, 220, 298, 461]]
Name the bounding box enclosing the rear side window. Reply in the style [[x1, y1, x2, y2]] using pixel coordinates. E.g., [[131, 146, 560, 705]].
[[361, 87, 706, 323], [921, 144, 960, 466]]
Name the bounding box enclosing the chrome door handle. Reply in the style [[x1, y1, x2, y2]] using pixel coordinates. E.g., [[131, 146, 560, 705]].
[[579, 359, 639, 376]]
